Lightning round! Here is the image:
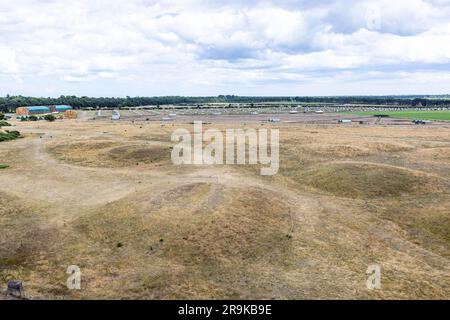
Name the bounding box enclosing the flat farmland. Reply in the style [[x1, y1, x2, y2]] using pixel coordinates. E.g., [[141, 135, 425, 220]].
[[344, 111, 450, 121]]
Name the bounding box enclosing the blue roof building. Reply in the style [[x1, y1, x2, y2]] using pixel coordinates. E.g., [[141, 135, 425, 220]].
[[16, 105, 73, 115], [55, 105, 73, 112], [24, 106, 51, 114]]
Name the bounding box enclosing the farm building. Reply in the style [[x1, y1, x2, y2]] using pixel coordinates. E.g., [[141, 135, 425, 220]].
[[16, 106, 51, 115], [16, 105, 72, 116], [49, 105, 72, 113]]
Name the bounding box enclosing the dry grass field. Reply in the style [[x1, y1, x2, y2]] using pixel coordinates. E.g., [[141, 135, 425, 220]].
[[1, 118, 449, 299]]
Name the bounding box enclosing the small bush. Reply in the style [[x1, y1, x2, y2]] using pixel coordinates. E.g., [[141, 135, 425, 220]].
[[28, 115, 38, 121], [0, 121, 11, 127], [0, 130, 21, 142], [0, 113, 5, 120], [0, 164, 9, 169], [44, 114, 56, 122]]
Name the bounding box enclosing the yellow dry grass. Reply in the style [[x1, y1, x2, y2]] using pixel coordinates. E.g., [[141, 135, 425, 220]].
[[47, 140, 171, 168], [0, 120, 449, 299], [298, 162, 447, 199]]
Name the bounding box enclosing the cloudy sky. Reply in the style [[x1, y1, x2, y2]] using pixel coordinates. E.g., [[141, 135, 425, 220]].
[[1, 0, 450, 97]]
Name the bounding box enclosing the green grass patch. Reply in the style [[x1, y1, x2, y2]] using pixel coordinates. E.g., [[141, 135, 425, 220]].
[[0, 120, 11, 127], [343, 111, 450, 121], [0, 130, 22, 142], [0, 164, 9, 169]]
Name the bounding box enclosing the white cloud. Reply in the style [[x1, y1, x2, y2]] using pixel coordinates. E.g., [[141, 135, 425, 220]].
[[0, 48, 19, 74], [0, 0, 450, 96]]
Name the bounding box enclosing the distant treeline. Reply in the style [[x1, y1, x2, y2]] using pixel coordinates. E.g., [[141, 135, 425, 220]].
[[1, 95, 449, 112]]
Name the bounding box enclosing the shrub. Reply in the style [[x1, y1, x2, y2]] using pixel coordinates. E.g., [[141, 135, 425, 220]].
[[0, 130, 21, 142], [0, 121, 11, 128], [0, 113, 5, 120], [44, 114, 56, 122], [0, 163, 9, 169], [28, 115, 38, 121]]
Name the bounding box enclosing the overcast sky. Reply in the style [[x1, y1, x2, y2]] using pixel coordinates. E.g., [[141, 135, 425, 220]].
[[1, 0, 450, 97]]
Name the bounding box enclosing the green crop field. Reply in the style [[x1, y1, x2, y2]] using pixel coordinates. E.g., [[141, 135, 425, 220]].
[[343, 111, 450, 121]]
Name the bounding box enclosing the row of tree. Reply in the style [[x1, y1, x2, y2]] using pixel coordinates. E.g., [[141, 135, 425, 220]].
[[1, 95, 449, 113]]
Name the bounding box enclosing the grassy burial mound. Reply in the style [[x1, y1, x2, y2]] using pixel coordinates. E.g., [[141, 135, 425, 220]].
[[47, 140, 171, 168], [108, 145, 170, 166], [0, 192, 58, 278], [66, 183, 295, 299], [299, 144, 372, 158], [413, 147, 450, 164], [299, 162, 447, 199]]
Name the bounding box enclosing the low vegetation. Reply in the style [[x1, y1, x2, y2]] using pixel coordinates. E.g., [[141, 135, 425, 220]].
[[0, 121, 11, 127], [44, 114, 56, 122], [0, 130, 22, 142], [0, 164, 9, 169]]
